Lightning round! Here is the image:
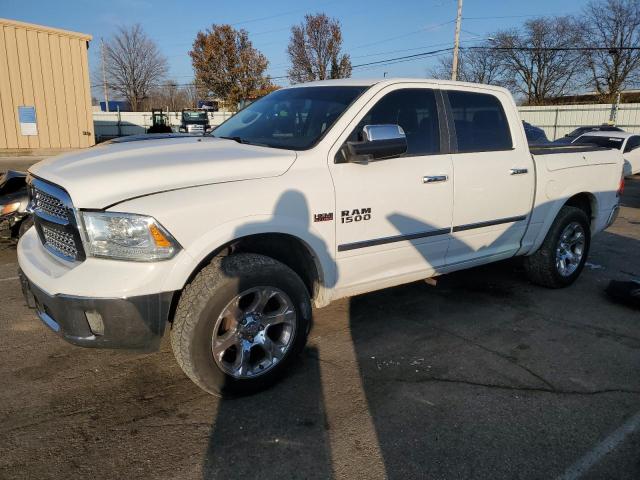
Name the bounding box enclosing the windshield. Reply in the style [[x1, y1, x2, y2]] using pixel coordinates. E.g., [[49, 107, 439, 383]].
[[574, 135, 625, 150], [212, 86, 368, 150], [183, 111, 208, 121]]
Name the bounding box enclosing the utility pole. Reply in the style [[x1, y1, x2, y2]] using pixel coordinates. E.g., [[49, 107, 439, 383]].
[[101, 38, 110, 112], [451, 0, 463, 81]]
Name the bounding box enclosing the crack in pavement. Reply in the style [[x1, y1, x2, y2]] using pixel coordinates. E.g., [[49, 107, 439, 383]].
[[520, 308, 640, 346], [383, 375, 640, 396], [305, 347, 638, 397], [424, 323, 557, 390]]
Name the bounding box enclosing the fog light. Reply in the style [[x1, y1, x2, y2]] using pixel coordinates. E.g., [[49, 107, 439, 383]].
[[85, 311, 104, 336]]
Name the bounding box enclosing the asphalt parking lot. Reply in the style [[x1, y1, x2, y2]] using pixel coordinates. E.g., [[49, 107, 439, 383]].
[[1, 162, 639, 479]]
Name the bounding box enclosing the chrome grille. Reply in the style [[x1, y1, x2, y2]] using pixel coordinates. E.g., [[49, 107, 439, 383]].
[[41, 224, 78, 260], [33, 187, 70, 221], [28, 176, 85, 262]]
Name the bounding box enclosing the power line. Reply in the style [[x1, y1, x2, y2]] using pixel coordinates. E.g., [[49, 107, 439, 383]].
[[352, 47, 454, 69], [95, 43, 640, 90], [464, 14, 560, 20], [348, 19, 456, 51], [467, 46, 640, 51]]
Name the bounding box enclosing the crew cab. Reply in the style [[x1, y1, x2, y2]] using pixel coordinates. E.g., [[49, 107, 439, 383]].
[[18, 79, 624, 396]]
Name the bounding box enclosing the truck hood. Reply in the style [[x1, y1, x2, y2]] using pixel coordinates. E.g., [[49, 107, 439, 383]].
[[29, 136, 297, 208]]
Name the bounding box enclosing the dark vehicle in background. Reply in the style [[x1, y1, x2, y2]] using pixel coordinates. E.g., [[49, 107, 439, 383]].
[[552, 125, 624, 144], [0, 170, 32, 241], [179, 109, 211, 135], [522, 121, 549, 144], [147, 109, 173, 134]]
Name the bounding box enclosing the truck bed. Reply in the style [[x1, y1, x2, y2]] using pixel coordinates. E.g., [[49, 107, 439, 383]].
[[529, 143, 608, 155]]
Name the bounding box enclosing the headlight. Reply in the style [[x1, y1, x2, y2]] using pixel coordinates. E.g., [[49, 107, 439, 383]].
[[81, 212, 180, 261], [1, 202, 21, 215]]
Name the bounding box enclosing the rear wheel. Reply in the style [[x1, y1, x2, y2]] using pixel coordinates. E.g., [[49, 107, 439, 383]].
[[170, 253, 311, 396], [523, 206, 591, 288]]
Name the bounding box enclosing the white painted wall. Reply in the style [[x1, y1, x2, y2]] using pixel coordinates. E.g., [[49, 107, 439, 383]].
[[93, 111, 235, 140]]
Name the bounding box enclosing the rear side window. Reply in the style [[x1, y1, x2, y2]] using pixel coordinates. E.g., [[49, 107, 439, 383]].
[[447, 91, 512, 152], [624, 136, 640, 153], [350, 88, 441, 156]]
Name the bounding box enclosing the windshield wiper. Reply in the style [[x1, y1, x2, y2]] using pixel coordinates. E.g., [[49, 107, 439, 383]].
[[218, 135, 245, 144], [216, 136, 270, 148]]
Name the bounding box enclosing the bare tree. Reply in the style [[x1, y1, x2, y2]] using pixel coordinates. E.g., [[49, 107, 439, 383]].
[[582, 0, 640, 100], [190, 24, 272, 106], [491, 17, 585, 104], [287, 13, 352, 83], [183, 82, 199, 109], [102, 24, 168, 111], [147, 81, 193, 111], [431, 44, 506, 85]]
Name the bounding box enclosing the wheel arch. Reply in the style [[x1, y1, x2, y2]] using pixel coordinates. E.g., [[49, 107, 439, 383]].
[[563, 192, 598, 228], [522, 191, 599, 257], [168, 231, 329, 324], [189, 232, 324, 297]]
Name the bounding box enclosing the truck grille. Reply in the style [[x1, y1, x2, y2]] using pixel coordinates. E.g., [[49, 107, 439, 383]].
[[32, 187, 70, 221], [41, 224, 79, 259], [28, 176, 85, 262]]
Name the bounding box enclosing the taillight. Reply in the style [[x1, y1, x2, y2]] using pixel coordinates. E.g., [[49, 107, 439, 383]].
[[617, 176, 625, 197]]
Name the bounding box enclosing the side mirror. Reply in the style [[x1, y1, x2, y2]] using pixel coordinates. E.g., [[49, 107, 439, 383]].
[[341, 124, 407, 163]]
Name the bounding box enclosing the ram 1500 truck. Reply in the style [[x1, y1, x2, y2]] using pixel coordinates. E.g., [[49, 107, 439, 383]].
[[18, 79, 624, 395]]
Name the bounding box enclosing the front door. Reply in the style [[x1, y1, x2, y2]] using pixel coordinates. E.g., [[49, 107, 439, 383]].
[[328, 85, 454, 297]]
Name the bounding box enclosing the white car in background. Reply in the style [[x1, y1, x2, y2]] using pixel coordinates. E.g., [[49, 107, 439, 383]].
[[574, 131, 640, 177]]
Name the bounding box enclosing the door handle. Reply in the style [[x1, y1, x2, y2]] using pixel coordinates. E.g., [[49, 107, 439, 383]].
[[423, 175, 448, 184], [510, 168, 529, 175]]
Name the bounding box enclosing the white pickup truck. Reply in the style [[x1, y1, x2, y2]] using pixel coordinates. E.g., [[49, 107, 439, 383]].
[[18, 79, 624, 395]]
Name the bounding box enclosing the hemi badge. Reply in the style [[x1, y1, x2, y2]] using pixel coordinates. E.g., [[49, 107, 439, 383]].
[[314, 213, 333, 222]]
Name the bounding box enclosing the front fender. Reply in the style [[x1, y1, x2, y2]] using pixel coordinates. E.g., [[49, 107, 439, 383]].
[[111, 179, 337, 303], [166, 214, 336, 295]]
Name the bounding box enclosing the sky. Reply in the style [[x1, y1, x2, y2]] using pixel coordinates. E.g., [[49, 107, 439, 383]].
[[1, 0, 589, 98]]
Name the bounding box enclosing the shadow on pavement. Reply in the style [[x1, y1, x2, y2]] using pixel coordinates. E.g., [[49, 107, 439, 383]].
[[202, 347, 333, 479]]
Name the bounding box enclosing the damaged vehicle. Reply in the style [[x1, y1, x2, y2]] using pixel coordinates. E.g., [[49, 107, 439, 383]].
[[18, 79, 625, 396], [0, 170, 32, 241]]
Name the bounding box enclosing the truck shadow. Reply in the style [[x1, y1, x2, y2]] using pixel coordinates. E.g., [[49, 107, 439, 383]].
[[202, 346, 334, 479], [200, 186, 635, 478], [202, 190, 336, 478]]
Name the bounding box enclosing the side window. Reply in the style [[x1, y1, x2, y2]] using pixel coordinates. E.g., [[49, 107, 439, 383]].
[[624, 137, 640, 153], [349, 88, 441, 156], [447, 90, 513, 152]]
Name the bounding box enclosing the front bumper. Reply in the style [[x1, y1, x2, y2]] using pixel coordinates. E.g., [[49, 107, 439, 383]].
[[19, 269, 173, 351]]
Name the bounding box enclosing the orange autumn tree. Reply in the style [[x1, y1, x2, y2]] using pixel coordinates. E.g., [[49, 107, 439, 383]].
[[190, 24, 275, 106]]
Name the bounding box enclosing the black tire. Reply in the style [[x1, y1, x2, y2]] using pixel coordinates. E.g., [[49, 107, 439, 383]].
[[523, 206, 591, 288], [170, 253, 312, 396]]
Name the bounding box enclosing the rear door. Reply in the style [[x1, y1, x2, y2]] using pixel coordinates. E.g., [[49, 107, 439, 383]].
[[328, 85, 454, 294], [444, 88, 535, 266]]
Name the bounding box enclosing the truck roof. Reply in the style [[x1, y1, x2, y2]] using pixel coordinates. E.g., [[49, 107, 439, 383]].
[[288, 77, 511, 95]]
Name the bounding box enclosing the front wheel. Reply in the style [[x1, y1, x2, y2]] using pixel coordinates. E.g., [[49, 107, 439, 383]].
[[523, 206, 591, 288], [170, 253, 312, 396]]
